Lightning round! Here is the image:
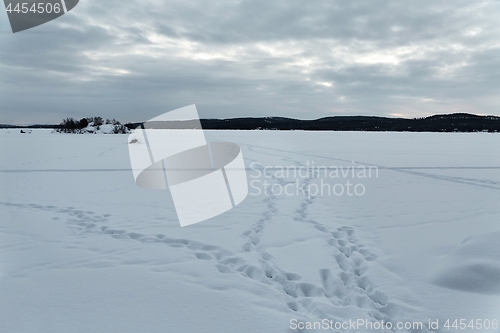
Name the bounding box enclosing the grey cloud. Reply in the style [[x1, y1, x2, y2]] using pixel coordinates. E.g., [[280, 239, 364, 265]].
[[1, 0, 499, 124]]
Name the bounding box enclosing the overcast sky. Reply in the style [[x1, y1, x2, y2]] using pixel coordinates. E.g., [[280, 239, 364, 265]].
[[1, 0, 500, 124]]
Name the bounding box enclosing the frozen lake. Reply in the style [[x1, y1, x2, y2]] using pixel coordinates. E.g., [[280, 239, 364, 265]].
[[1, 129, 499, 332]]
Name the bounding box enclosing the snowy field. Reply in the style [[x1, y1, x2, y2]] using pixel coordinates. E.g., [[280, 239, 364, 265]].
[[1, 129, 499, 333]]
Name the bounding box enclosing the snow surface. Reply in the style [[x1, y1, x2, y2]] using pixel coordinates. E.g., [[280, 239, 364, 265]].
[[0, 129, 499, 333]]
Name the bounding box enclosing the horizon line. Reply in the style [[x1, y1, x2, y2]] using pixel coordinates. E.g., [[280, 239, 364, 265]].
[[2, 112, 499, 127]]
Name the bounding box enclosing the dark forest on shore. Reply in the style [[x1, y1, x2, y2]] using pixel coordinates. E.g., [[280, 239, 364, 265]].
[[2, 113, 499, 132]]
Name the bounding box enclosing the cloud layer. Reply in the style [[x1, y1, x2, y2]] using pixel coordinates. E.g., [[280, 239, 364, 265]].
[[1, 0, 500, 124]]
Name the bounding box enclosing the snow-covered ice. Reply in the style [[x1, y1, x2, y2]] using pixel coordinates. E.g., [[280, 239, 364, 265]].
[[1, 129, 499, 332]]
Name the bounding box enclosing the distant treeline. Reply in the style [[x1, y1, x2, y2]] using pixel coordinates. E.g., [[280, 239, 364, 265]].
[[0, 124, 57, 129], [132, 113, 500, 132], [1, 113, 499, 132], [196, 113, 500, 132]]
